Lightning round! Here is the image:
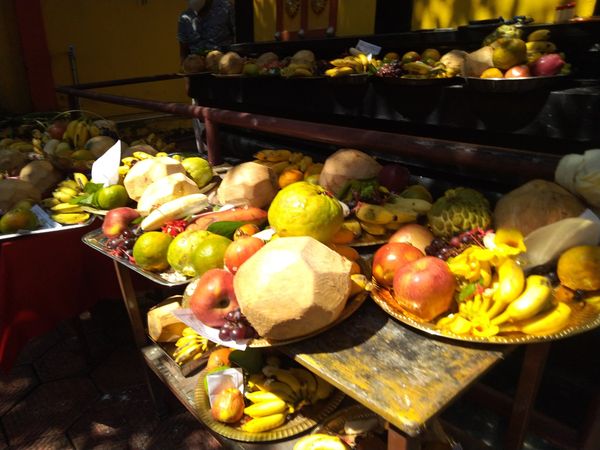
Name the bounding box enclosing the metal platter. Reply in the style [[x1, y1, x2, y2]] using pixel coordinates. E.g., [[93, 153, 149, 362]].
[[375, 76, 463, 87], [81, 228, 191, 286], [370, 284, 600, 345], [327, 73, 370, 85], [312, 403, 383, 437], [462, 74, 568, 93], [0, 214, 95, 242], [194, 368, 345, 442]]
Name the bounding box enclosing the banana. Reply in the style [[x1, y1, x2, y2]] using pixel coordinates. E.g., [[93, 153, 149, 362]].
[[58, 186, 79, 197], [355, 203, 395, 225], [262, 366, 303, 394], [385, 196, 432, 214], [51, 203, 84, 213], [330, 58, 348, 67], [40, 198, 61, 208], [491, 275, 553, 325], [51, 212, 90, 225], [245, 391, 285, 403], [182, 327, 199, 336], [132, 151, 155, 160], [341, 219, 362, 238], [63, 120, 79, 142], [174, 344, 204, 364], [403, 61, 432, 75], [73, 121, 90, 148], [294, 434, 348, 450], [517, 302, 571, 335], [140, 193, 209, 231], [174, 334, 204, 348], [325, 66, 354, 77], [486, 258, 525, 319], [526, 41, 556, 54], [155, 151, 168, 158], [298, 155, 313, 172], [241, 413, 286, 433], [52, 190, 75, 203], [262, 379, 300, 404], [73, 172, 89, 190], [89, 124, 100, 137], [291, 68, 313, 77], [359, 221, 387, 235], [121, 157, 139, 167], [289, 368, 317, 400], [247, 373, 267, 391], [381, 204, 419, 225], [254, 149, 292, 163], [244, 399, 288, 418], [357, 53, 369, 72], [58, 179, 79, 190], [310, 374, 333, 404], [527, 29, 551, 42]]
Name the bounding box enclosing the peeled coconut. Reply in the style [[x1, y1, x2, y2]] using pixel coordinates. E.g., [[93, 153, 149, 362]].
[[440, 50, 468, 76], [292, 50, 315, 64], [124, 156, 186, 201], [218, 51, 244, 75], [182, 54, 206, 73], [205, 50, 224, 73], [137, 172, 201, 215], [234, 236, 352, 340], [463, 46, 494, 77], [256, 52, 279, 67], [217, 161, 278, 208], [319, 149, 382, 196], [19, 160, 62, 195]]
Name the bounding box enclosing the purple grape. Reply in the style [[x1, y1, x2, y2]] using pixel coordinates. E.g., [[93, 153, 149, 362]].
[[106, 238, 121, 249], [219, 327, 231, 340], [449, 237, 461, 248], [222, 321, 233, 330], [121, 229, 133, 239], [122, 238, 135, 249], [225, 310, 236, 322], [232, 309, 242, 322], [231, 326, 246, 340]]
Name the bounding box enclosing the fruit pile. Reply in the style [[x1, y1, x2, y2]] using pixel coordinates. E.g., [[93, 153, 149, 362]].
[[375, 48, 458, 80], [205, 349, 336, 434]]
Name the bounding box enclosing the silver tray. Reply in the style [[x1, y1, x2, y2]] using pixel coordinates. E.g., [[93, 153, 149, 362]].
[[463, 74, 567, 93], [0, 215, 95, 242], [81, 228, 191, 286]]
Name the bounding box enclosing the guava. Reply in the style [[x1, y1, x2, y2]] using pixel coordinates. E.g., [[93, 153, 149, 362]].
[[267, 181, 343, 243], [182, 157, 213, 189], [167, 229, 213, 277]]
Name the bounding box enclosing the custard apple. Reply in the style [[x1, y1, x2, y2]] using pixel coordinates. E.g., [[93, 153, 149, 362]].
[[427, 187, 492, 238]]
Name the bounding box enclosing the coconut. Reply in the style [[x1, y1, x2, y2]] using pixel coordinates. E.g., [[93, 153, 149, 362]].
[[234, 236, 352, 340], [182, 54, 206, 73], [318, 149, 382, 196], [123, 156, 186, 201], [218, 51, 244, 75], [206, 50, 224, 73], [217, 161, 278, 208], [292, 49, 315, 64], [136, 172, 200, 215], [256, 52, 279, 67]]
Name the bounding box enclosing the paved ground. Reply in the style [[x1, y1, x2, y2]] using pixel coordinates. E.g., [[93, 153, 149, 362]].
[[0, 295, 596, 450]]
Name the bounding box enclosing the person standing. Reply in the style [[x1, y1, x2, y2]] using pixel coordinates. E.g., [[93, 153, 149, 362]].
[[178, 0, 235, 61]]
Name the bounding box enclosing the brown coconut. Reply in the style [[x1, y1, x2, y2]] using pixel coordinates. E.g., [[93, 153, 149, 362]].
[[217, 161, 278, 208], [218, 51, 244, 75], [124, 156, 186, 201], [182, 54, 206, 73], [234, 236, 353, 340], [318, 149, 382, 196], [205, 50, 224, 73], [136, 172, 200, 215], [493, 179, 586, 236], [85, 136, 116, 159]]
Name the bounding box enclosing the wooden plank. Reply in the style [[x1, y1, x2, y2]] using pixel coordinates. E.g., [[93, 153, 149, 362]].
[[281, 301, 508, 437]]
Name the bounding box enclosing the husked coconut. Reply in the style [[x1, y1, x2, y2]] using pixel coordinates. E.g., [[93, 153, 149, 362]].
[[319, 149, 382, 196], [440, 50, 468, 76], [256, 52, 279, 67], [219, 51, 244, 75], [85, 136, 116, 158], [292, 49, 315, 64], [124, 156, 186, 201], [463, 46, 494, 77], [19, 160, 62, 194], [182, 54, 206, 73], [0, 179, 41, 211], [234, 236, 353, 340], [217, 161, 278, 208], [206, 50, 224, 73], [137, 172, 200, 215]]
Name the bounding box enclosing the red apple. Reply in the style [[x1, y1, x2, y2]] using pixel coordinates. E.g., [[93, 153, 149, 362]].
[[393, 256, 456, 321], [211, 387, 244, 423], [377, 164, 411, 193], [102, 207, 140, 238], [224, 236, 265, 274], [47, 120, 68, 140], [190, 268, 239, 327], [504, 65, 530, 78], [372, 242, 424, 287], [388, 223, 434, 253]]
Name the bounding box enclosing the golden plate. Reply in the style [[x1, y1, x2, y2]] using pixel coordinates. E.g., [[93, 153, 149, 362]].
[[312, 404, 382, 436], [348, 232, 389, 247], [370, 284, 600, 344], [194, 369, 345, 442]]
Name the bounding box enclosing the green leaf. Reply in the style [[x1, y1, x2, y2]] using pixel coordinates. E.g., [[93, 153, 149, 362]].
[[458, 282, 477, 303], [207, 221, 246, 239]]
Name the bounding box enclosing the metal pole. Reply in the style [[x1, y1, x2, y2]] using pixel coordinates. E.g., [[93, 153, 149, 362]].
[[67, 45, 81, 111]]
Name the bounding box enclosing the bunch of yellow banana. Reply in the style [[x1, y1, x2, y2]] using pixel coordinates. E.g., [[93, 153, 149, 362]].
[[172, 327, 210, 365], [280, 62, 314, 78], [326, 53, 370, 77], [118, 150, 172, 177], [253, 149, 318, 177], [129, 133, 175, 152], [42, 173, 91, 224], [62, 119, 100, 148], [0, 139, 35, 153], [525, 29, 558, 64], [242, 365, 334, 432], [354, 195, 432, 236]]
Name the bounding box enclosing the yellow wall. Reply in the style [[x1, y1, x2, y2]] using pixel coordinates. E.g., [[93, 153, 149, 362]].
[[411, 0, 597, 30], [41, 0, 189, 119], [0, 2, 32, 114], [253, 0, 376, 42]]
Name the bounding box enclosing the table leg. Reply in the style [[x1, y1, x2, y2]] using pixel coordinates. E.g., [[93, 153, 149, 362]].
[[113, 260, 168, 416], [504, 342, 551, 450], [387, 424, 421, 450]]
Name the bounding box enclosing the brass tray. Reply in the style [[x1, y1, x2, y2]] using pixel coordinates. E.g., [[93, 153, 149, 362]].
[[370, 284, 600, 344], [194, 368, 345, 442], [375, 76, 463, 87], [81, 228, 191, 286], [312, 404, 382, 435], [349, 232, 388, 247]]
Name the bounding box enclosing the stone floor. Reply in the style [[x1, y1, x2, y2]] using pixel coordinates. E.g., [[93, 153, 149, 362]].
[[0, 296, 597, 450]]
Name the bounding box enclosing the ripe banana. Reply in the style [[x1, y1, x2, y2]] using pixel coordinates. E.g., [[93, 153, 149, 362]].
[[359, 221, 387, 236], [51, 203, 84, 213], [73, 121, 90, 148], [51, 212, 90, 225], [254, 149, 291, 163], [244, 399, 288, 418], [294, 434, 348, 450], [262, 379, 300, 404], [519, 302, 571, 335], [289, 368, 317, 400], [73, 172, 89, 190], [325, 66, 354, 77], [403, 61, 432, 75], [58, 179, 79, 190], [63, 120, 79, 142], [240, 413, 286, 433], [262, 366, 303, 394], [245, 391, 285, 403], [132, 151, 155, 160], [172, 327, 209, 364], [140, 193, 209, 231], [310, 373, 334, 404], [355, 203, 395, 225], [526, 41, 556, 54], [486, 258, 525, 319], [528, 29, 551, 42], [121, 157, 139, 167], [491, 275, 553, 325]]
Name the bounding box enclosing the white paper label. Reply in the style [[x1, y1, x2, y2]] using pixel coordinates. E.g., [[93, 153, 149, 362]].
[[91, 140, 121, 186], [206, 368, 244, 408], [356, 39, 381, 56]]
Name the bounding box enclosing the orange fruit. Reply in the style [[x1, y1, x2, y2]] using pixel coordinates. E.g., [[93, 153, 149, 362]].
[[557, 245, 600, 291], [190, 233, 232, 277], [233, 223, 260, 240], [0, 208, 38, 234], [331, 227, 355, 245], [278, 169, 304, 189], [207, 347, 234, 371], [97, 184, 129, 210], [132, 231, 173, 272], [481, 68, 504, 79]]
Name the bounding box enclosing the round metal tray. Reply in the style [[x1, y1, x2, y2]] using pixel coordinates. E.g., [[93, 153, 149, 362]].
[[194, 369, 345, 442], [370, 283, 600, 344], [463, 74, 567, 93], [375, 76, 463, 86]]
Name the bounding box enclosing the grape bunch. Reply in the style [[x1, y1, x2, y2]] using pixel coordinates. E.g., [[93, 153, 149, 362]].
[[105, 226, 142, 259], [375, 61, 403, 78], [425, 228, 489, 260], [218, 308, 258, 341]]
